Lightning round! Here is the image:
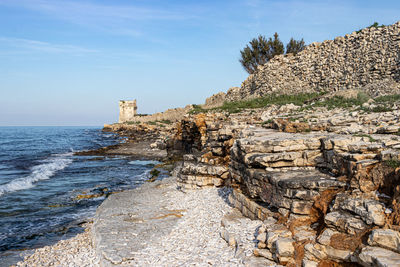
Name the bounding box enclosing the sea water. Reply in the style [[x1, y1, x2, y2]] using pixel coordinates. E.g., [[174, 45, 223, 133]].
[[0, 126, 157, 265]]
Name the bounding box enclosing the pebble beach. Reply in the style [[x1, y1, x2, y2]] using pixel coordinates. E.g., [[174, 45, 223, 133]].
[[14, 177, 266, 267]]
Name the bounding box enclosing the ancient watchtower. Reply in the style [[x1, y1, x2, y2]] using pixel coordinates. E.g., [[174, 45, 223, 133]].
[[118, 100, 137, 123]]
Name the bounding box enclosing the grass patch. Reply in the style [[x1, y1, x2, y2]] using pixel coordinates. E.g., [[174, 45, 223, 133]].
[[353, 133, 377, 142], [126, 121, 141, 125], [189, 92, 399, 115], [369, 105, 393, 113], [384, 160, 400, 169], [159, 120, 172, 124], [217, 92, 323, 113], [309, 92, 369, 110], [125, 119, 174, 126], [375, 94, 400, 103], [190, 92, 325, 114], [189, 104, 207, 114]]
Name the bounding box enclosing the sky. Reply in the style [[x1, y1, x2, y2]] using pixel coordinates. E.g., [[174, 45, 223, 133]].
[[0, 0, 399, 126]]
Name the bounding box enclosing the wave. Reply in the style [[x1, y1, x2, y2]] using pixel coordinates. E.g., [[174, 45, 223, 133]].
[[0, 154, 73, 197]]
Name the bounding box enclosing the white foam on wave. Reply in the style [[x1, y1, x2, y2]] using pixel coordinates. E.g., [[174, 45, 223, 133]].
[[0, 153, 73, 197]]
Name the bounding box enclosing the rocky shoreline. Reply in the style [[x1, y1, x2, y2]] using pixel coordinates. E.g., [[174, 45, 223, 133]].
[[15, 223, 99, 267], [13, 21, 400, 266], [14, 176, 269, 267], [14, 92, 400, 267]]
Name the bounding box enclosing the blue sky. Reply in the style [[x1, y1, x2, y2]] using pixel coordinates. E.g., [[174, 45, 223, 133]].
[[0, 0, 399, 126]]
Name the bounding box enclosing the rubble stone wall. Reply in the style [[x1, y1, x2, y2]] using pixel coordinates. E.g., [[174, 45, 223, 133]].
[[123, 105, 193, 124], [226, 22, 400, 101]]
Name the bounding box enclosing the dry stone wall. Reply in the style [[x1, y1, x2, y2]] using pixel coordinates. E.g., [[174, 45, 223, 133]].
[[123, 105, 193, 124], [227, 22, 400, 101]]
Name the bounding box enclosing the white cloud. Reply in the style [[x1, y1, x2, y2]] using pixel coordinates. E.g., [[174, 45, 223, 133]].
[[0, 37, 97, 54], [0, 0, 194, 38]]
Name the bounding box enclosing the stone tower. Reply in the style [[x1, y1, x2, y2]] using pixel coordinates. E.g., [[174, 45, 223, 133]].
[[118, 100, 137, 123]]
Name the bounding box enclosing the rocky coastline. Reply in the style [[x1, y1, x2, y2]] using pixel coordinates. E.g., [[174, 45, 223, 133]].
[[15, 21, 400, 266], [16, 93, 400, 266]]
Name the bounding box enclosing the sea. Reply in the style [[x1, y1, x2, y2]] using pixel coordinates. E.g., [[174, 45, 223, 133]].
[[0, 126, 159, 266]]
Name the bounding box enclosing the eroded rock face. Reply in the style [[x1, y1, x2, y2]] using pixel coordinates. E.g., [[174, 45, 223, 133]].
[[176, 112, 256, 189], [167, 97, 400, 266], [175, 122, 400, 265]]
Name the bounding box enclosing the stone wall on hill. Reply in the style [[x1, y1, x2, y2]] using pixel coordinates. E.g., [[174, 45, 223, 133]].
[[226, 21, 400, 101]]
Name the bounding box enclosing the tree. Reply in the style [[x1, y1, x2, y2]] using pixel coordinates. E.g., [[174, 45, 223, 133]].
[[268, 32, 284, 58], [239, 35, 270, 74], [239, 33, 284, 74], [240, 32, 305, 74], [286, 38, 305, 55]]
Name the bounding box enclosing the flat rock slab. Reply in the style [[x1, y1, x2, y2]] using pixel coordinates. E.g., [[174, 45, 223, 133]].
[[92, 177, 180, 266], [267, 170, 346, 189], [104, 141, 167, 160], [75, 141, 167, 161]]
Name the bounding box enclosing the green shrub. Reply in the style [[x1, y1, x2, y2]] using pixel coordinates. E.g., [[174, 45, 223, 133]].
[[356, 22, 385, 33], [189, 104, 207, 114], [384, 160, 400, 169], [239, 32, 306, 74], [286, 38, 306, 55], [239, 33, 284, 74], [375, 94, 400, 103], [370, 105, 392, 113], [312, 92, 369, 110]]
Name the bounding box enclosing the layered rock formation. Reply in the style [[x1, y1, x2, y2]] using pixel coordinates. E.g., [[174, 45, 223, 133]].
[[107, 91, 400, 265], [103, 22, 400, 266], [170, 102, 400, 266], [226, 22, 400, 101], [230, 127, 400, 266], [174, 113, 250, 189]]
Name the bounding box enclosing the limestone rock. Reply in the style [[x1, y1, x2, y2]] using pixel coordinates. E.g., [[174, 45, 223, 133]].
[[325, 211, 367, 235], [253, 248, 274, 260], [368, 229, 400, 252], [302, 259, 318, 267], [274, 238, 295, 258], [358, 246, 400, 267]]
